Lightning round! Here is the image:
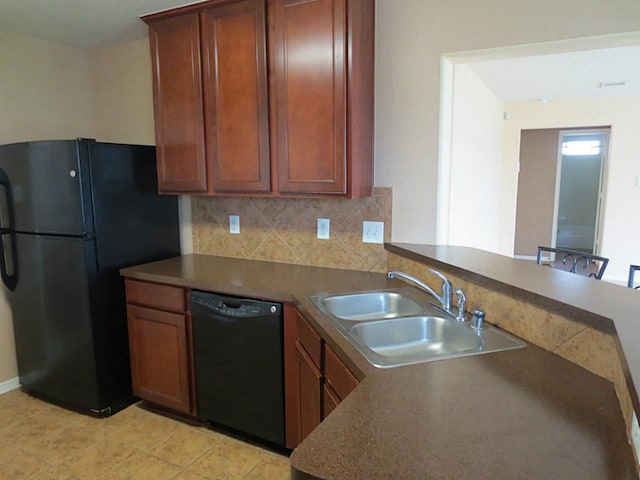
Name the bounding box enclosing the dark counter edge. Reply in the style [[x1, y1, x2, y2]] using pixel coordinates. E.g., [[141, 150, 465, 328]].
[[385, 242, 640, 420]]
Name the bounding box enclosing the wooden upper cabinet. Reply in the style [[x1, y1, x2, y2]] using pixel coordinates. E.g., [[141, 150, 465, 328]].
[[201, 0, 271, 193], [145, 0, 270, 195], [148, 13, 208, 193], [270, 0, 374, 197], [144, 0, 373, 198]]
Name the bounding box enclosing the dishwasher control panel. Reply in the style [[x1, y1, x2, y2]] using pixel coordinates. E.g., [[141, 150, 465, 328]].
[[191, 291, 281, 318]]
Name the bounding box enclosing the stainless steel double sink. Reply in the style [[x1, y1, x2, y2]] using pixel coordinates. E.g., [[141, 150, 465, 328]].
[[309, 288, 526, 368]]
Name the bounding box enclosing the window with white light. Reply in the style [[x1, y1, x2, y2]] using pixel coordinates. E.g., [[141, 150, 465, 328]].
[[561, 140, 601, 156]]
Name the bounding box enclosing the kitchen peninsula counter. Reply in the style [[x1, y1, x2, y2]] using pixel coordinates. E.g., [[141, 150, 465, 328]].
[[120, 253, 638, 479]]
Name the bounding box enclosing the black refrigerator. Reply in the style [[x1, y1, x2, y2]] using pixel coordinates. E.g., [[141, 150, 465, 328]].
[[0, 139, 181, 416]]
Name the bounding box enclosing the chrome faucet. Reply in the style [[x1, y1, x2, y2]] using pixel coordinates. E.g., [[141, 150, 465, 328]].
[[388, 269, 452, 312]]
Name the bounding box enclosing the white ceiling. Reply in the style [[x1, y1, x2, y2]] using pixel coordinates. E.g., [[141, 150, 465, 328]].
[[466, 45, 640, 103], [1, 0, 639, 102]]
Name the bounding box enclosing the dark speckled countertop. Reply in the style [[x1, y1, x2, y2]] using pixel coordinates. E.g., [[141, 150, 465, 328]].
[[120, 253, 638, 480]]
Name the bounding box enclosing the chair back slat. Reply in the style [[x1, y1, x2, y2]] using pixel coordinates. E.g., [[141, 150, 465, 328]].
[[536, 246, 609, 280]]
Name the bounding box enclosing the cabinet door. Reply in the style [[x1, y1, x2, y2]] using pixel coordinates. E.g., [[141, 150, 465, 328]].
[[148, 13, 207, 193], [295, 341, 322, 442], [271, 0, 347, 195], [127, 305, 191, 414], [201, 0, 271, 193], [322, 383, 340, 419], [324, 343, 359, 400]]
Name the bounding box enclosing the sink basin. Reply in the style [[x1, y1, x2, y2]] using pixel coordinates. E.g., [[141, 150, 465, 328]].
[[319, 291, 425, 321], [308, 288, 526, 368], [351, 316, 483, 358], [348, 315, 525, 368]]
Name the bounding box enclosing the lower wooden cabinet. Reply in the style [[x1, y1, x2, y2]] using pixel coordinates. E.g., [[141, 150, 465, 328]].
[[125, 279, 193, 415], [323, 342, 359, 415], [322, 383, 340, 418], [293, 310, 360, 446]]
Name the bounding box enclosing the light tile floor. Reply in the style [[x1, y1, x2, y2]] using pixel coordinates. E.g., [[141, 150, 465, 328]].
[[0, 390, 291, 480]]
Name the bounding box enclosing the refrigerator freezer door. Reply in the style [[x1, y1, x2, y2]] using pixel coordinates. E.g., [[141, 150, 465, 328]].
[[10, 232, 105, 412], [0, 141, 93, 236]]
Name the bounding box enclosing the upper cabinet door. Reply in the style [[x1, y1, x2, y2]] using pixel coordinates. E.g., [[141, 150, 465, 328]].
[[201, 0, 271, 193], [270, 0, 347, 195], [148, 13, 208, 193]]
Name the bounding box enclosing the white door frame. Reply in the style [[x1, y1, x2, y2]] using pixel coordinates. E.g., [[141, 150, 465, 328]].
[[550, 128, 609, 254]]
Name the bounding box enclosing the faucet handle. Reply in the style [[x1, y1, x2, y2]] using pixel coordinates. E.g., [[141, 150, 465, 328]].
[[428, 268, 452, 311], [471, 309, 485, 330], [428, 268, 450, 285], [453, 288, 466, 321]]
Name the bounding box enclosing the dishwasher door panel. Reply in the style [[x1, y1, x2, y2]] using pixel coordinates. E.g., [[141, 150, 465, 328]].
[[191, 291, 285, 447]]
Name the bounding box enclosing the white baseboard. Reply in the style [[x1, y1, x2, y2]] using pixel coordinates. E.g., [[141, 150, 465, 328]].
[[0, 377, 20, 395]]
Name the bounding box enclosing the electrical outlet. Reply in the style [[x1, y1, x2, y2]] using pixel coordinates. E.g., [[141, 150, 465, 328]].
[[362, 221, 384, 244], [317, 218, 330, 240], [229, 215, 240, 234]]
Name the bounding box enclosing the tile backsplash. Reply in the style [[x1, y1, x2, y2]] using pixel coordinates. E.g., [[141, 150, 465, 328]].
[[192, 187, 392, 272]]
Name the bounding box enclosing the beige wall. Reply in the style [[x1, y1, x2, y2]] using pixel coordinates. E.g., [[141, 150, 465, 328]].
[[376, 0, 640, 244], [502, 96, 640, 282], [0, 31, 96, 142], [91, 39, 156, 145]]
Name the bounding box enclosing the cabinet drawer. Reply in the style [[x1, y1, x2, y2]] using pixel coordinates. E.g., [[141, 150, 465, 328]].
[[296, 312, 322, 368], [125, 279, 187, 313], [324, 343, 358, 401]]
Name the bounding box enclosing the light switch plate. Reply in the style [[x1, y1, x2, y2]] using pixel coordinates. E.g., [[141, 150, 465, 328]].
[[362, 221, 384, 244], [317, 218, 330, 239], [229, 215, 240, 234]]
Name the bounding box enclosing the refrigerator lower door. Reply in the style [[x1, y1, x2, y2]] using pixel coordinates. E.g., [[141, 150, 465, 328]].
[[10, 233, 105, 412]]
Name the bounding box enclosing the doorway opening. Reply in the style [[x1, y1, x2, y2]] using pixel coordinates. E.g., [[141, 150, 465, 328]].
[[553, 129, 608, 254], [513, 127, 609, 258]]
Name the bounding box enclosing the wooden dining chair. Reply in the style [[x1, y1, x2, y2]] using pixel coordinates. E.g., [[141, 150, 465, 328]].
[[536, 246, 609, 280], [628, 265, 640, 289]]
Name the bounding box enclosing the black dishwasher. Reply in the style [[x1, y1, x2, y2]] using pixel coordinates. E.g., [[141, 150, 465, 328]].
[[190, 290, 284, 447]]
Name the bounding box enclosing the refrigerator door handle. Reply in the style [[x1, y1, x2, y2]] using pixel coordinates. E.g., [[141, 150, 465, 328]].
[[0, 168, 18, 291]]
